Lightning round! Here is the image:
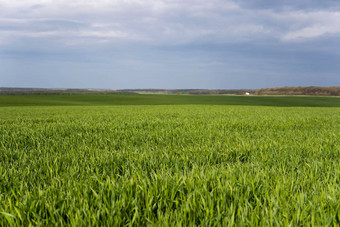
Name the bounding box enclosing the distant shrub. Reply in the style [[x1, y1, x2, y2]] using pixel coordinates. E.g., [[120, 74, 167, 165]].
[[255, 86, 340, 96]]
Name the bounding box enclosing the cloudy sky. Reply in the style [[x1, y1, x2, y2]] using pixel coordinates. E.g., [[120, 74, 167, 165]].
[[1, 0, 339, 89]]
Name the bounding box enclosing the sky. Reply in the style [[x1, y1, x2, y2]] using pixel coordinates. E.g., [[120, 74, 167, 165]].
[[0, 0, 340, 89]]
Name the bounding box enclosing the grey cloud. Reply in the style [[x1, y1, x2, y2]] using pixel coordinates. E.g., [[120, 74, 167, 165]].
[[1, 0, 340, 45], [0, 0, 339, 89], [235, 0, 340, 11]]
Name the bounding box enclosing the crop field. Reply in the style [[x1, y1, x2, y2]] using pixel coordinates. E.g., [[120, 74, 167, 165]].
[[0, 95, 340, 225], [1, 94, 340, 107]]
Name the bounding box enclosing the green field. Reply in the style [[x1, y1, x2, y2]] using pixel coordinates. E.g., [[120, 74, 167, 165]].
[[1, 95, 340, 225], [0, 94, 339, 107]]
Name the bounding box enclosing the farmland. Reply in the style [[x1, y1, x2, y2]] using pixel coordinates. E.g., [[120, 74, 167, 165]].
[[0, 94, 339, 107], [0, 95, 340, 225]]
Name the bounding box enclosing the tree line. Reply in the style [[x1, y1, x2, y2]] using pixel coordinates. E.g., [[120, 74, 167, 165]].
[[1, 86, 339, 96]]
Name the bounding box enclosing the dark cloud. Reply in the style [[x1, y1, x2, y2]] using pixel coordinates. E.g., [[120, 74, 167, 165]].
[[236, 0, 340, 11]]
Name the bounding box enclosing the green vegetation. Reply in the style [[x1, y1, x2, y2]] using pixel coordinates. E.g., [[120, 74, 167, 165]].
[[0, 94, 339, 107], [1, 102, 340, 225]]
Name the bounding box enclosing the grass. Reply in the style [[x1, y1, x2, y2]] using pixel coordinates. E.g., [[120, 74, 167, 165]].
[[0, 94, 339, 107], [0, 102, 339, 226], [0, 95, 339, 225]]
